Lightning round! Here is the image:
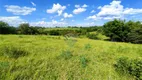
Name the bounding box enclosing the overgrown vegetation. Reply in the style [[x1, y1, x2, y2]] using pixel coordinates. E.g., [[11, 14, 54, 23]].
[[115, 57, 142, 80], [0, 35, 141, 80], [0, 19, 142, 79], [80, 56, 88, 68], [0, 45, 29, 59], [59, 50, 73, 60], [103, 19, 142, 44]]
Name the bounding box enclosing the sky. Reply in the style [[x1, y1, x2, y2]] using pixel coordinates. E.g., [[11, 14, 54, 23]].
[[0, 0, 142, 27]]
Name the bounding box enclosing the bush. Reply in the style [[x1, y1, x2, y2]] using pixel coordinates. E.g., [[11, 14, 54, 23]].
[[84, 43, 91, 50], [114, 57, 142, 80], [87, 33, 99, 40], [80, 56, 88, 68], [0, 45, 29, 59], [59, 50, 73, 60]]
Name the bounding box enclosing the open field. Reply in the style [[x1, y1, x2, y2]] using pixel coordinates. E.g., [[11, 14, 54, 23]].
[[0, 35, 142, 80]]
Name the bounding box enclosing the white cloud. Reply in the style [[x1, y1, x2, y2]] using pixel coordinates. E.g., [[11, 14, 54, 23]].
[[82, 4, 88, 8], [30, 20, 68, 27], [5, 5, 36, 15], [0, 16, 68, 27], [87, 15, 97, 20], [0, 16, 26, 26], [97, 1, 123, 18], [97, 6, 102, 9], [123, 8, 142, 15], [73, 4, 87, 14], [77, 22, 96, 27], [91, 10, 95, 13], [63, 13, 73, 18], [87, 1, 142, 21], [75, 5, 80, 8], [31, 2, 36, 6], [57, 10, 63, 16], [46, 3, 66, 16], [73, 8, 86, 14]]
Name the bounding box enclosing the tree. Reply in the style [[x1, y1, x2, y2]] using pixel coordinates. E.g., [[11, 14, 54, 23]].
[[103, 19, 129, 42], [103, 19, 142, 44], [0, 21, 16, 34], [18, 23, 31, 34], [127, 23, 142, 44], [0, 21, 9, 34]]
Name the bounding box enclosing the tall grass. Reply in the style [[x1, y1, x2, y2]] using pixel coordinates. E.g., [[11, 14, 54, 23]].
[[0, 45, 29, 59], [0, 35, 141, 80]]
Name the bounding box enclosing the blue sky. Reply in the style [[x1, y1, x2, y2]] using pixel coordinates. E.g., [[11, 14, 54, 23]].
[[0, 0, 142, 27]]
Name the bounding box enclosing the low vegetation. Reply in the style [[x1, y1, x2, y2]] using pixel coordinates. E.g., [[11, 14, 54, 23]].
[[0, 45, 29, 59], [0, 19, 142, 80], [115, 57, 142, 80], [0, 35, 141, 80]]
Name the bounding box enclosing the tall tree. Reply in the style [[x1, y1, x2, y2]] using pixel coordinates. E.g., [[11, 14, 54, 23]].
[[103, 19, 129, 42], [0, 21, 16, 34], [18, 23, 31, 34], [0, 21, 9, 34]]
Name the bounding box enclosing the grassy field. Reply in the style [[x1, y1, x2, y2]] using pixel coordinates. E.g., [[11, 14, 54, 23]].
[[0, 35, 142, 80]]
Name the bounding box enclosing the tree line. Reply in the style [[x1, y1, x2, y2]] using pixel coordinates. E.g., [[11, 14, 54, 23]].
[[0, 19, 142, 44], [0, 21, 100, 36]]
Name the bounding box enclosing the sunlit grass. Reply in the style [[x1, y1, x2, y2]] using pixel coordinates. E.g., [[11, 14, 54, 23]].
[[0, 35, 141, 80]]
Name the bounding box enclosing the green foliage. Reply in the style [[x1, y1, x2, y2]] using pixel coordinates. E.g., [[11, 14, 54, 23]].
[[0, 61, 9, 80], [1, 21, 102, 36], [87, 33, 100, 40], [0, 21, 17, 34], [59, 50, 73, 60], [0, 35, 141, 80], [18, 23, 39, 34], [80, 56, 88, 68], [115, 57, 142, 80], [0, 45, 29, 59], [103, 19, 129, 42], [18, 23, 30, 34], [84, 43, 91, 50], [127, 26, 142, 44], [64, 38, 77, 48], [18, 35, 23, 38], [49, 30, 60, 35], [103, 19, 142, 44]]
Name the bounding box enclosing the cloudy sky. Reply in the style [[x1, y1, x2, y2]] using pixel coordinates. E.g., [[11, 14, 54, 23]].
[[0, 0, 142, 27]]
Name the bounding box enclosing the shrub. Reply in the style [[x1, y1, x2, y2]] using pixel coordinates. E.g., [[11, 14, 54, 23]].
[[0, 61, 9, 80], [114, 57, 142, 80], [0, 45, 29, 59], [80, 56, 88, 68], [87, 33, 99, 40], [84, 43, 91, 50], [59, 50, 73, 60]]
